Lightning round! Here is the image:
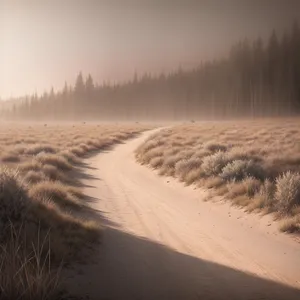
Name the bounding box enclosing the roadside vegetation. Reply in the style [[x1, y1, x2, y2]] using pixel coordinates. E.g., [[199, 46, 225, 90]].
[[136, 119, 300, 234], [0, 122, 148, 299]]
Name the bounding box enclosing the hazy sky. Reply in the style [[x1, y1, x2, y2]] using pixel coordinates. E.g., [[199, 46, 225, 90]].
[[1, 0, 300, 99]]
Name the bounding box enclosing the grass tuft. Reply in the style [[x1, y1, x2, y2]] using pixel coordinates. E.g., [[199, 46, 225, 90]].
[[275, 171, 300, 214], [279, 215, 300, 233], [36, 153, 72, 171], [28, 181, 82, 209]]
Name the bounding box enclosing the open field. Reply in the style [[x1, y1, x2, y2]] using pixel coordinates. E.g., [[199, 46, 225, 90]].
[[136, 119, 300, 233], [0, 122, 150, 299]]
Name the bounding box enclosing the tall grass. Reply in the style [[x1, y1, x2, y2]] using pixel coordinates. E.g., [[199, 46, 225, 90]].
[[0, 224, 61, 300]]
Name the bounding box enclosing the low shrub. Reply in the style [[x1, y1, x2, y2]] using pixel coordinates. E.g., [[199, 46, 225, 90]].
[[221, 160, 265, 181], [275, 171, 300, 214], [202, 151, 229, 176]]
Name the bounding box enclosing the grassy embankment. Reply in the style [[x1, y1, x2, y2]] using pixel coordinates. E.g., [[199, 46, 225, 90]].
[[0, 123, 149, 299], [136, 119, 300, 233]]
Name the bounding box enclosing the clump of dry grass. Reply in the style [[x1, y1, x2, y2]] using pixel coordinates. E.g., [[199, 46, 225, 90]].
[[279, 215, 300, 233], [28, 181, 82, 209], [23, 170, 48, 184], [184, 168, 205, 185], [19, 160, 43, 173], [159, 154, 183, 176], [204, 176, 224, 189], [136, 120, 300, 231], [36, 153, 72, 171], [41, 164, 68, 182], [259, 179, 276, 208], [242, 177, 261, 198], [59, 150, 80, 164], [175, 157, 202, 180], [26, 144, 58, 155], [149, 156, 164, 169], [226, 178, 260, 200]]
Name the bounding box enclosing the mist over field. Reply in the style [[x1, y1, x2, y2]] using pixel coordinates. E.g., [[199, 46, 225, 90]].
[[1, 1, 300, 300]]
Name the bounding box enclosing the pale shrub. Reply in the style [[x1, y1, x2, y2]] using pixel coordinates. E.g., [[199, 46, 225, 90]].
[[221, 160, 265, 181], [202, 151, 229, 176], [275, 171, 300, 214]]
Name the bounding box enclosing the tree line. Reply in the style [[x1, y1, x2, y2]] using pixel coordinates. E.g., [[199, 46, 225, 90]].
[[3, 21, 300, 121]]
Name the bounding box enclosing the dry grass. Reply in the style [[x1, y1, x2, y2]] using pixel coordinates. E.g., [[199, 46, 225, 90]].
[[279, 215, 300, 233], [136, 119, 300, 233], [28, 181, 82, 209], [0, 122, 149, 298], [35, 153, 72, 171], [0, 224, 61, 300]]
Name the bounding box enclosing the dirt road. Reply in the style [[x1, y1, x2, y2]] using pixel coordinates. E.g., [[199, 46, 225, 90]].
[[66, 129, 300, 300]]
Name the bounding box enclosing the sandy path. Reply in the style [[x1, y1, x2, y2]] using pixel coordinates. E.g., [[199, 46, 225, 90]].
[[66, 129, 300, 300]]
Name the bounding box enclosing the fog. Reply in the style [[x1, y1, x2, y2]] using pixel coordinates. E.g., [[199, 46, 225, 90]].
[[1, 0, 300, 99]]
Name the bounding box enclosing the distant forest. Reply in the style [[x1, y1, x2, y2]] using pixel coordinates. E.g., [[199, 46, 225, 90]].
[[2, 22, 300, 121]]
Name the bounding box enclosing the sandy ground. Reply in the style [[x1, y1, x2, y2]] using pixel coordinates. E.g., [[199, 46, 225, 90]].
[[65, 129, 300, 300]]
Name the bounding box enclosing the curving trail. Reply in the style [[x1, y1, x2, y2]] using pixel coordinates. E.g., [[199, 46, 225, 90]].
[[66, 129, 300, 300]]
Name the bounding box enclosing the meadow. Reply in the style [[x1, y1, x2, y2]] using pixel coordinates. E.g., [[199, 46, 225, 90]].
[[136, 119, 300, 234], [0, 122, 149, 299]]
